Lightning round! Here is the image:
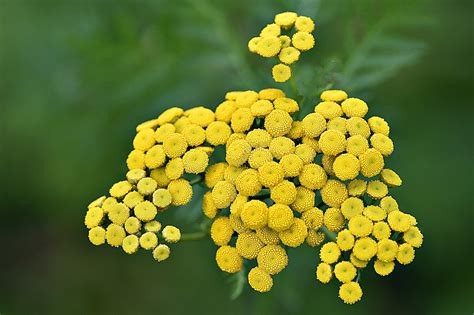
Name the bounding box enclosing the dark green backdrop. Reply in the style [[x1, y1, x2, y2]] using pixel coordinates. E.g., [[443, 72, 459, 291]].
[[1, 0, 473, 314]]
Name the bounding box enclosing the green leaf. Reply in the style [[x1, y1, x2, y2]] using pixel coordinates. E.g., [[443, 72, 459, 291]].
[[228, 269, 246, 300]]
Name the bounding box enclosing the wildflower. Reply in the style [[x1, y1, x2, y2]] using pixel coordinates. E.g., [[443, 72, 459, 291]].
[[248, 148, 273, 169], [152, 188, 172, 208], [154, 123, 175, 143], [306, 230, 325, 247], [292, 32, 315, 51], [167, 179, 193, 206], [212, 180, 237, 209], [269, 137, 295, 159], [339, 282, 363, 304], [294, 144, 316, 164], [336, 229, 355, 251], [124, 216, 141, 234], [279, 154, 304, 177], [372, 221, 391, 240], [202, 192, 218, 219], [279, 47, 301, 64], [216, 246, 243, 273], [368, 116, 390, 136], [346, 135, 369, 157], [370, 133, 394, 156], [153, 244, 171, 262], [396, 243, 415, 265], [84, 207, 104, 229], [270, 180, 297, 205], [258, 161, 285, 187], [145, 145, 166, 169], [403, 226, 424, 248], [230, 214, 250, 234], [248, 267, 273, 293], [291, 186, 315, 213], [348, 215, 373, 237], [295, 16, 315, 32], [319, 242, 341, 264], [248, 37, 260, 53], [299, 163, 327, 190], [320, 179, 348, 208], [359, 148, 384, 177], [236, 232, 264, 259], [377, 239, 398, 262], [126, 169, 146, 184], [341, 98, 368, 118], [274, 11, 298, 28], [387, 211, 411, 232], [279, 218, 308, 247], [374, 260, 395, 276], [334, 261, 357, 283], [110, 180, 132, 198], [235, 169, 262, 196], [226, 139, 252, 167], [327, 117, 347, 134], [204, 162, 227, 188], [380, 196, 399, 213], [145, 220, 162, 233], [341, 197, 364, 219], [187, 107, 215, 127], [241, 200, 269, 229], [380, 168, 402, 187], [319, 130, 347, 155], [256, 227, 280, 245], [251, 100, 274, 117], [367, 180, 388, 199], [320, 90, 348, 102], [265, 109, 293, 137], [108, 203, 130, 225], [211, 216, 234, 246], [101, 197, 117, 213], [288, 121, 305, 139], [260, 23, 281, 37], [182, 148, 209, 174], [215, 101, 237, 123], [257, 245, 288, 275], [133, 128, 156, 151], [137, 177, 158, 195], [272, 63, 292, 82], [256, 36, 282, 57], [333, 153, 360, 180], [324, 208, 345, 232], [316, 262, 332, 283], [268, 204, 294, 232], [353, 237, 377, 261], [321, 154, 336, 176], [106, 224, 126, 247], [163, 133, 188, 158], [363, 205, 387, 222], [181, 124, 206, 146], [315, 101, 343, 119], [136, 118, 160, 132], [157, 107, 184, 125], [150, 167, 170, 187], [122, 235, 139, 254], [301, 207, 324, 229], [350, 253, 368, 268], [347, 179, 367, 197], [302, 112, 326, 137], [88, 226, 106, 246], [162, 225, 181, 243]]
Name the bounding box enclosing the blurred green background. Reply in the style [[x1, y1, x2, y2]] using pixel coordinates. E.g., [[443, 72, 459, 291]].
[[1, 0, 473, 314]]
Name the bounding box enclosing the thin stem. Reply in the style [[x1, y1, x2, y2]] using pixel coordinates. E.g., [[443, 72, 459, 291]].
[[321, 226, 337, 242], [180, 231, 208, 241], [189, 175, 204, 185]]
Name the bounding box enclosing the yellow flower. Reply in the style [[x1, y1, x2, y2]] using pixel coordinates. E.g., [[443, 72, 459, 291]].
[[165, 158, 184, 180], [248, 267, 273, 293], [299, 163, 327, 190], [291, 186, 315, 213], [319, 242, 341, 264], [150, 167, 171, 188], [256, 36, 282, 57], [256, 227, 280, 245], [235, 90, 259, 108], [341, 98, 368, 118], [216, 246, 243, 273], [204, 162, 227, 188], [122, 235, 139, 254], [295, 16, 315, 32], [396, 243, 415, 265], [302, 136, 320, 152], [316, 262, 332, 283], [320, 89, 348, 102], [211, 180, 237, 209], [211, 216, 234, 246], [350, 253, 368, 268], [241, 200, 269, 229], [235, 169, 262, 196], [173, 116, 191, 133], [346, 135, 369, 157], [278, 47, 300, 64], [321, 154, 336, 176], [108, 203, 130, 225], [126, 169, 146, 184], [163, 133, 188, 158], [387, 211, 411, 232], [246, 129, 272, 148], [250, 100, 274, 117], [306, 230, 325, 247], [139, 232, 158, 250], [144, 220, 162, 233], [181, 124, 206, 146], [372, 221, 391, 240], [226, 139, 252, 167], [294, 144, 316, 164], [136, 118, 160, 132], [182, 148, 209, 174], [287, 121, 305, 139], [248, 148, 273, 169], [230, 194, 248, 216], [377, 239, 398, 262], [280, 35, 291, 48], [248, 36, 260, 53], [269, 137, 295, 159], [88, 226, 106, 246], [268, 204, 294, 232], [134, 201, 157, 222], [403, 226, 423, 248], [353, 237, 377, 261], [374, 259, 395, 276], [205, 121, 232, 146], [186, 106, 215, 127], [124, 216, 141, 234], [359, 148, 385, 177], [324, 208, 345, 232], [363, 205, 387, 222], [152, 188, 172, 208], [315, 101, 343, 119], [154, 123, 175, 143], [292, 32, 315, 51], [272, 63, 291, 82], [321, 179, 348, 208], [133, 128, 156, 151], [137, 177, 158, 196], [347, 179, 367, 197], [215, 100, 237, 123], [279, 154, 304, 177], [368, 116, 390, 136], [274, 97, 299, 113], [260, 23, 280, 37], [257, 245, 288, 275], [230, 214, 250, 234], [341, 197, 364, 219], [370, 133, 394, 156], [380, 168, 402, 187], [346, 117, 371, 139], [334, 261, 357, 283], [236, 232, 264, 259], [348, 215, 373, 237], [367, 180, 388, 199], [167, 179, 193, 206], [319, 130, 347, 156], [153, 244, 171, 262], [106, 224, 126, 247], [87, 195, 106, 209], [339, 282, 363, 304], [333, 153, 360, 181], [274, 11, 298, 28], [301, 207, 324, 229], [84, 207, 104, 229], [302, 112, 326, 137], [231, 109, 254, 133], [380, 196, 399, 213], [336, 229, 355, 251], [270, 180, 297, 205], [110, 180, 132, 198], [327, 117, 347, 134], [258, 161, 285, 187], [162, 225, 181, 243], [101, 197, 117, 213], [202, 191, 218, 219], [279, 218, 308, 247], [264, 109, 293, 137], [157, 107, 184, 125], [225, 91, 243, 101], [258, 88, 285, 101]]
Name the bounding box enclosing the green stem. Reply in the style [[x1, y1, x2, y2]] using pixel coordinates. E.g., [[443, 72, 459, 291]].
[[189, 175, 204, 185], [321, 226, 337, 242], [180, 231, 208, 241]]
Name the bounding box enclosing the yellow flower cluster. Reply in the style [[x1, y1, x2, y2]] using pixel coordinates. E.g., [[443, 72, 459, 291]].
[[248, 12, 316, 82], [84, 106, 221, 262]]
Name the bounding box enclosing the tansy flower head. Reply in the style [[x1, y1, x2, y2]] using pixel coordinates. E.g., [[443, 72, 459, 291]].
[[241, 200, 269, 229], [334, 261, 357, 283], [272, 63, 292, 82], [216, 246, 243, 273], [279, 153, 304, 177], [316, 262, 333, 283], [321, 179, 348, 208], [368, 116, 390, 136], [268, 204, 295, 232], [278, 218, 308, 247], [353, 237, 377, 261], [248, 267, 273, 293], [292, 32, 315, 51], [320, 89, 348, 102], [236, 232, 264, 259], [257, 245, 288, 275], [88, 226, 106, 246], [380, 168, 402, 187], [122, 235, 139, 254], [339, 282, 363, 304], [211, 216, 234, 246], [320, 242, 341, 264], [162, 225, 181, 243], [211, 180, 237, 209], [153, 244, 171, 262]]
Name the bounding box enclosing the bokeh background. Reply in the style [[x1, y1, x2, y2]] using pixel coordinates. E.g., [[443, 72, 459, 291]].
[[1, 0, 473, 314]]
